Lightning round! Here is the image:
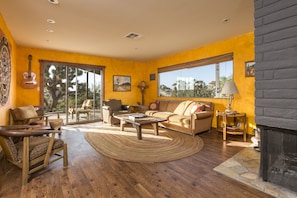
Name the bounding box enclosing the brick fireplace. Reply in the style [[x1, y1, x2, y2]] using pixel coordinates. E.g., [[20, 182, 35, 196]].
[[254, 0, 297, 193]]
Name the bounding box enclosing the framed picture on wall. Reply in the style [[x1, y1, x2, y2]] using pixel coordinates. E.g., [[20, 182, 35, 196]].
[[150, 73, 156, 81], [245, 61, 255, 77], [113, 75, 131, 92]]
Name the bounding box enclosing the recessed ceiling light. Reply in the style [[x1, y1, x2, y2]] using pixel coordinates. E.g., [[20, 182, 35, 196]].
[[48, 0, 59, 5], [46, 29, 54, 33], [125, 32, 143, 39], [47, 19, 56, 24], [222, 18, 231, 23]]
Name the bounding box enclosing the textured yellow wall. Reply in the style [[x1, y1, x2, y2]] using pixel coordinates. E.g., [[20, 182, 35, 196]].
[[0, 14, 17, 125], [15, 47, 146, 107], [147, 33, 255, 134]]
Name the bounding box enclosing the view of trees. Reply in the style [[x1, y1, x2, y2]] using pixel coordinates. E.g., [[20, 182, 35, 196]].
[[159, 76, 231, 98], [44, 65, 103, 112], [159, 60, 233, 98], [44, 65, 84, 112]]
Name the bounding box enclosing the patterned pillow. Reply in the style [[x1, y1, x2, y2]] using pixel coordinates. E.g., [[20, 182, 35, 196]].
[[149, 101, 159, 110]]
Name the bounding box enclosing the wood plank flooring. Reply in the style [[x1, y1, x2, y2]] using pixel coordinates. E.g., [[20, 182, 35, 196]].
[[0, 123, 273, 198]]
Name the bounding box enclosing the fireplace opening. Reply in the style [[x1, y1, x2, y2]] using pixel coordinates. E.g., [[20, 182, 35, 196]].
[[259, 125, 297, 193]]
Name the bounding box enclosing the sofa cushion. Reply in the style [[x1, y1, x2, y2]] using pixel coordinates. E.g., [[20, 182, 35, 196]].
[[183, 102, 195, 116], [152, 112, 176, 120], [158, 101, 170, 112], [173, 101, 193, 115], [145, 110, 158, 116], [168, 115, 191, 127]]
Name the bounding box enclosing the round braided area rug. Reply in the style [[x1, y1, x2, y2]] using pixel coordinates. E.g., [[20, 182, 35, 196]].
[[84, 125, 204, 163]]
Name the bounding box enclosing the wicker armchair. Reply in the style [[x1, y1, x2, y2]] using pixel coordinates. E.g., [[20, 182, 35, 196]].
[[0, 127, 68, 185]]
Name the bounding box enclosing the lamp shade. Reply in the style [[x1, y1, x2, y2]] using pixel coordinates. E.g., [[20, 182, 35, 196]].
[[221, 81, 239, 95], [137, 81, 148, 89]]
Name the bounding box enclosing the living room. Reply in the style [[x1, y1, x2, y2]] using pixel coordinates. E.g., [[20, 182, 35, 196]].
[[0, 4, 255, 132], [1, 0, 296, 197]]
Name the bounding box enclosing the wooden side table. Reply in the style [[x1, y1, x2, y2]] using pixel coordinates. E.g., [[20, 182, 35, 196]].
[[216, 112, 247, 142]]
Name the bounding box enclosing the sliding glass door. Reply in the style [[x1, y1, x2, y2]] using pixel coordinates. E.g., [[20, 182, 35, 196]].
[[40, 61, 104, 124]]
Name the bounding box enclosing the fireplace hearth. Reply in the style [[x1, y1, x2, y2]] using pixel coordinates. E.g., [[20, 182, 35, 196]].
[[259, 125, 297, 193]]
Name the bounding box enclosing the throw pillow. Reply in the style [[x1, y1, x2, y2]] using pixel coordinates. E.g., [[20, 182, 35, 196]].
[[190, 104, 205, 114], [149, 101, 159, 110]]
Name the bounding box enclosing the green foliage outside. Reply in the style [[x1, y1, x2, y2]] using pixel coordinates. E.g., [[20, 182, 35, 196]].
[[44, 65, 85, 112], [159, 76, 232, 98]]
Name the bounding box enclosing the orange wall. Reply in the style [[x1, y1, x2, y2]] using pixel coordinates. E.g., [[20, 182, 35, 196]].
[[0, 13, 17, 125], [147, 33, 255, 134], [15, 47, 146, 107]]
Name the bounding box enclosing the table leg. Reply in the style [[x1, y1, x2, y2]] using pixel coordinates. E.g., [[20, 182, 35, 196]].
[[243, 131, 246, 142], [120, 120, 125, 131], [76, 112, 80, 121], [22, 137, 30, 185], [151, 123, 159, 135], [133, 124, 142, 140], [223, 125, 227, 141]]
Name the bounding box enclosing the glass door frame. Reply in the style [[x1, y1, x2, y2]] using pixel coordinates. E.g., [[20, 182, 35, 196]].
[[39, 59, 105, 125]]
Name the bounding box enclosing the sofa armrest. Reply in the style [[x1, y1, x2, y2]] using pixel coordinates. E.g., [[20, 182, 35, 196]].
[[192, 111, 213, 119]]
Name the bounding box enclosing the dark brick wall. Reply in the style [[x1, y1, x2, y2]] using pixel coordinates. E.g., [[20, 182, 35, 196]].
[[254, 0, 297, 130]]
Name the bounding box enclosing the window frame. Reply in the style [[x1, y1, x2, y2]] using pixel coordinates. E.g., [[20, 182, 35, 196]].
[[158, 53, 234, 98]]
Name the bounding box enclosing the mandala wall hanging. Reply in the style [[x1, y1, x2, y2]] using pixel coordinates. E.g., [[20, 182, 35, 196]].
[[0, 30, 11, 106]]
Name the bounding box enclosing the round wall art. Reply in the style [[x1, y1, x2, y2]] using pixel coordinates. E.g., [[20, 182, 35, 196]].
[[0, 31, 11, 106]]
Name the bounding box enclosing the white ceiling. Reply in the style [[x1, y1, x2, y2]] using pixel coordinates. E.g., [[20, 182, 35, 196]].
[[0, 0, 254, 62]]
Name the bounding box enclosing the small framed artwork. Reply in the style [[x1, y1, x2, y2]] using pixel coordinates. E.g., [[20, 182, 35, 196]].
[[150, 73, 156, 81], [113, 75, 131, 92], [245, 61, 255, 77]]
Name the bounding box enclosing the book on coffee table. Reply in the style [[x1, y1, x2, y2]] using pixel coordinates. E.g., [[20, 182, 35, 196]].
[[128, 114, 147, 121]]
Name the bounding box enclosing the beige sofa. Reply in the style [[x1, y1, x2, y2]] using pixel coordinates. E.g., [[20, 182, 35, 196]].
[[145, 100, 214, 136]]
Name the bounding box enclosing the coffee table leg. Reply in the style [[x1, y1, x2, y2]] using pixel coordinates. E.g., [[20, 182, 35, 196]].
[[120, 120, 125, 131], [152, 123, 159, 135], [133, 124, 142, 140]]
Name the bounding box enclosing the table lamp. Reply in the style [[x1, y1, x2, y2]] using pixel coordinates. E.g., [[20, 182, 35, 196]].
[[221, 81, 239, 114], [137, 81, 148, 105]]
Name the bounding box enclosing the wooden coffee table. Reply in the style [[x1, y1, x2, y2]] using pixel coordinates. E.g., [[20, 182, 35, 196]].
[[113, 114, 166, 140]]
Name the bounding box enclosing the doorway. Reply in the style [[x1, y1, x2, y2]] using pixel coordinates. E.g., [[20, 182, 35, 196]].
[[40, 60, 104, 124]]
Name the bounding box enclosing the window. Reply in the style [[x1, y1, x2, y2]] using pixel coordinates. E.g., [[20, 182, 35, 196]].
[[158, 53, 233, 98]]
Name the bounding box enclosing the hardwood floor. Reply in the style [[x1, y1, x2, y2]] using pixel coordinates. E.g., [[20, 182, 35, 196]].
[[0, 123, 273, 198]]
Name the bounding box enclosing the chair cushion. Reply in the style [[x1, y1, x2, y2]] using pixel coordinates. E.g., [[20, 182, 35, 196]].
[[49, 119, 63, 129], [81, 99, 93, 109], [0, 136, 18, 162], [14, 106, 38, 121], [104, 99, 122, 111], [15, 136, 64, 161]]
